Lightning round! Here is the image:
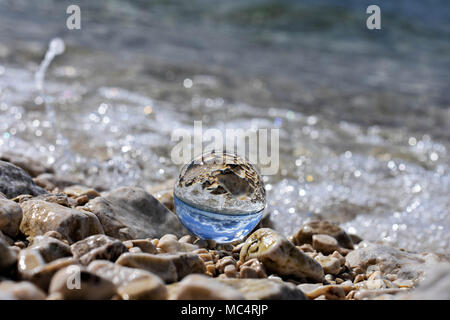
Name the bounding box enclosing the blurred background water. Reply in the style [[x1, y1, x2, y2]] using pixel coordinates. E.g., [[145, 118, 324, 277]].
[[0, 0, 449, 253]]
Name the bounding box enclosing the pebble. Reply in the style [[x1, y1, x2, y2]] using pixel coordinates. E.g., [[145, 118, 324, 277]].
[[297, 284, 346, 300], [84, 187, 189, 240], [49, 266, 116, 300], [291, 220, 354, 249], [28, 235, 72, 263], [239, 258, 267, 279], [0, 230, 14, 245], [240, 228, 324, 282], [116, 252, 205, 283], [157, 234, 198, 253], [312, 234, 339, 255], [345, 241, 443, 283], [129, 239, 157, 254], [21, 257, 78, 291], [0, 151, 53, 177], [0, 196, 23, 238], [0, 238, 17, 273], [0, 281, 47, 300], [33, 173, 81, 191], [314, 253, 342, 275], [20, 200, 104, 244], [0, 160, 47, 198], [168, 274, 244, 300], [71, 234, 128, 265], [220, 278, 306, 300], [63, 185, 100, 200], [88, 260, 167, 300]]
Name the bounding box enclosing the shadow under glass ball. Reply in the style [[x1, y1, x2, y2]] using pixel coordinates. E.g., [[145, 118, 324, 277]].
[[174, 151, 266, 243]]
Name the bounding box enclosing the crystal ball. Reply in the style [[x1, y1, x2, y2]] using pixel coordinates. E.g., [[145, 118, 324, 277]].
[[174, 151, 266, 243]]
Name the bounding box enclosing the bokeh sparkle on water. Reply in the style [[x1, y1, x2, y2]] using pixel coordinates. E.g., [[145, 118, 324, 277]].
[[0, 0, 449, 253]]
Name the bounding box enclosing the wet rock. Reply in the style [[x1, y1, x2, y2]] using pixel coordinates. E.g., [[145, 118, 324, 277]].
[[49, 266, 116, 300], [220, 278, 306, 300], [157, 234, 198, 253], [315, 253, 343, 276], [116, 253, 178, 283], [28, 235, 72, 263], [129, 239, 157, 254], [291, 220, 354, 249], [20, 256, 78, 291], [20, 200, 104, 244], [240, 228, 323, 282], [0, 160, 47, 198], [0, 281, 46, 300], [71, 234, 128, 265], [17, 248, 46, 276], [312, 234, 339, 255], [88, 260, 167, 300], [146, 179, 175, 212], [0, 197, 22, 238], [0, 230, 14, 245], [23, 193, 76, 207], [297, 283, 346, 300], [239, 258, 267, 279], [169, 274, 244, 300], [116, 252, 205, 283], [0, 238, 17, 273], [33, 173, 81, 191], [345, 241, 445, 283], [0, 151, 53, 177], [117, 277, 168, 300], [84, 187, 189, 240], [64, 185, 100, 200]]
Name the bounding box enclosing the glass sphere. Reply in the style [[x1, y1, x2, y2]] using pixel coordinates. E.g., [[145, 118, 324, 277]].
[[174, 151, 266, 243]]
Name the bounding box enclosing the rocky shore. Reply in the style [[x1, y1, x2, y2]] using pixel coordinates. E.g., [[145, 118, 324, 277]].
[[0, 157, 449, 300]]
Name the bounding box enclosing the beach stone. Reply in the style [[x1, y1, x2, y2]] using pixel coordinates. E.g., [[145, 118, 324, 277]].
[[0, 160, 47, 198], [25, 193, 76, 207], [220, 278, 306, 300], [0, 238, 17, 273], [116, 253, 178, 283], [315, 253, 342, 276], [49, 266, 116, 300], [129, 239, 157, 254], [20, 200, 104, 244], [0, 151, 53, 177], [345, 241, 446, 283], [33, 173, 81, 191], [297, 283, 346, 300], [291, 220, 354, 249], [17, 248, 46, 276], [88, 260, 167, 300], [117, 277, 167, 300], [0, 230, 14, 245], [71, 234, 128, 265], [20, 256, 78, 291], [0, 197, 23, 237], [84, 187, 190, 240], [312, 234, 339, 255], [157, 234, 198, 253], [239, 258, 267, 279], [116, 252, 205, 283], [64, 185, 100, 200], [0, 281, 46, 300], [240, 228, 323, 282], [169, 274, 244, 300], [28, 235, 72, 263]]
